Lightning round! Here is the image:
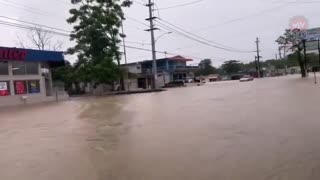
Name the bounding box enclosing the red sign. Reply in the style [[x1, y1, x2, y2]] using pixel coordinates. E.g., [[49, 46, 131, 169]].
[[0, 48, 27, 61], [0, 82, 9, 96], [14, 81, 26, 95]]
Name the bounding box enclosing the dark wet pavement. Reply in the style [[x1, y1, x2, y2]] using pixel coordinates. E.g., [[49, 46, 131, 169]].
[[1, 75, 320, 180]]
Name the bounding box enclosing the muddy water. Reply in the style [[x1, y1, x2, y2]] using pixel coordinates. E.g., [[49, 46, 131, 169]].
[[1, 76, 320, 180]]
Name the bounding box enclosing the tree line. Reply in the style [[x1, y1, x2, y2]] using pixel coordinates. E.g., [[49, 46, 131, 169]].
[[195, 51, 320, 77]]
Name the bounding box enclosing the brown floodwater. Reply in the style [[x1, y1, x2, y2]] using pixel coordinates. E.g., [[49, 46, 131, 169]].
[[1, 75, 320, 180]]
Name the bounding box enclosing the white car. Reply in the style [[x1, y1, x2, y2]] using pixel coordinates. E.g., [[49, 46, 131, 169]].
[[240, 75, 254, 82]]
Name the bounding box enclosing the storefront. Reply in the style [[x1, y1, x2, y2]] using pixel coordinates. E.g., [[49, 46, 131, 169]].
[[0, 46, 65, 107]]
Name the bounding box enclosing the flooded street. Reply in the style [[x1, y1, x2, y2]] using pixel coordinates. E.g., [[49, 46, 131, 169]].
[[1, 76, 320, 180]]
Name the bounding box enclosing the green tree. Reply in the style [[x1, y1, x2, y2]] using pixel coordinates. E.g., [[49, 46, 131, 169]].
[[221, 60, 242, 74], [51, 60, 75, 91], [195, 59, 218, 76], [276, 29, 306, 77], [67, 0, 132, 89]]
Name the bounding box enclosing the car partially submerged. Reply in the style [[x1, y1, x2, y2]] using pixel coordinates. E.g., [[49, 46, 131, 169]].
[[240, 75, 254, 82]]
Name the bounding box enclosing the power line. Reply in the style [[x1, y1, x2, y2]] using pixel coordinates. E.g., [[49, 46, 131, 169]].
[[1, 0, 54, 15], [0, 16, 71, 33], [125, 45, 205, 60], [125, 16, 149, 27], [155, 20, 255, 53], [126, 41, 151, 45], [55, 0, 73, 6], [0, 20, 69, 37], [157, 18, 254, 52], [153, 0, 161, 18], [272, 0, 320, 4], [157, 0, 204, 10], [0, 1, 65, 20], [195, 2, 297, 32], [132, 0, 145, 6], [0, 16, 152, 46]]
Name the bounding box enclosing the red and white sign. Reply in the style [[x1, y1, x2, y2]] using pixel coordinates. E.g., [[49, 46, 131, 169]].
[[0, 82, 9, 96], [289, 16, 309, 31]]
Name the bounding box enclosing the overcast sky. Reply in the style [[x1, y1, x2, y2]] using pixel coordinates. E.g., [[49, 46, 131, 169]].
[[0, 0, 319, 66]]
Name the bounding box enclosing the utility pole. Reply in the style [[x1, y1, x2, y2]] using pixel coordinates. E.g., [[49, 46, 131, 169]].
[[303, 39, 308, 75], [318, 38, 320, 66], [120, 22, 129, 91], [255, 56, 258, 76], [146, 0, 158, 89], [275, 53, 278, 60], [255, 37, 261, 78]]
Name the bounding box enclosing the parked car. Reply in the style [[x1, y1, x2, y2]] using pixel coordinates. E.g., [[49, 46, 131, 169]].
[[163, 80, 186, 88], [240, 75, 254, 82]]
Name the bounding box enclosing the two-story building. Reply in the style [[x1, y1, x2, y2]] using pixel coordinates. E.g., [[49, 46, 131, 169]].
[[123, 56, 199, 90]]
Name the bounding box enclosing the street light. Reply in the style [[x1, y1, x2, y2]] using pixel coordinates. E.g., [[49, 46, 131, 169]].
[[155, 32, 172, 44]]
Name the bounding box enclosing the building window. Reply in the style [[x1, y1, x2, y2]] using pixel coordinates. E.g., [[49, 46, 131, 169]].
[[12, 62, 39, 75], [0, 61, 9, 75], [26, 62, 39, 75], [0, 81, 10, 96], [12, 61, 26, 75], [14, 80, 41, 95], [14, 81, 27, 94], [27, 80, 40, 93]]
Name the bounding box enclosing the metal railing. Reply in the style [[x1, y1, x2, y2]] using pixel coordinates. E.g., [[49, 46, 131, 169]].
[[142, 66, 199, 73]]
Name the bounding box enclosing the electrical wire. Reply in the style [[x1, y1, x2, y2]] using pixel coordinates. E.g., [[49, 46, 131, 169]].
[[125, 45, 206, 59], [0, 20, 70, 37], [157, 18, 254, 52], [195, 2, 296, 32], [0, 16, 71, 33], [0, 1, 66, 21], [55, 0, 73, 6], [0, 16, 153, 48], [132, 0, 145, 6], [155, 20, 255, 53], [125, 16, 149, 27], [126, 41, 151, 45], [157, 0, 204, 10], [153, 0, 161, 18], [1, 0, 55, 15]]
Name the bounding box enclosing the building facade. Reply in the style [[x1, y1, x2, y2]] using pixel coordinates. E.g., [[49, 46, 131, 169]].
[[0, 47, 66, 107], [123, 56, 199, 90]]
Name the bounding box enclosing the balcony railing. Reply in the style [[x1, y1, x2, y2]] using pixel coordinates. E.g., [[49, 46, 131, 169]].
[[142, 65, 199, 73]]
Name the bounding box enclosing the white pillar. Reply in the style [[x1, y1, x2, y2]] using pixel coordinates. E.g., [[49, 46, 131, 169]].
[[8, 62, 14, 96]]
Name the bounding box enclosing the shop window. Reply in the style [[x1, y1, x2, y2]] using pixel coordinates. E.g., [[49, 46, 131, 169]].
[[0, 81, 10, 96], [26, 62, 39, 75], [27, 80, 40, 93], [12, 61, 26, 75], [12, 62, 39, 75], [14, 80, 41, 95], [0, 61, 9, 75], [14, 81, 27, 95]]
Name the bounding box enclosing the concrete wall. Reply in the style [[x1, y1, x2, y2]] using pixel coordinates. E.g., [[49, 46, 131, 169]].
[[126, 63, 142, 74], [125, 78, 140, 91]]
